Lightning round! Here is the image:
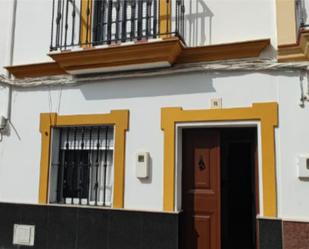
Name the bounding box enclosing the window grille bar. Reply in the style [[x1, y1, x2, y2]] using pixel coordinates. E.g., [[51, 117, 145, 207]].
[[107, 0, 113, 44], [115, 0, 121, 42], [102, 0, 107, 44], [137, 0, 143, 40], [130, 0, 137, 41], [63, 127, 70, 203], [78, 0, 82, 45], [88, 127, 93, 205], [102, 127, 109, 206], [181, 0, 185, 37], [60, 0, 65, 47], [56, 128, 64, 203], [175, 0, 179, 35], [94, 127, 101, 205], [76, 127, 85, 204], [146, 0, 151, 37], [64, 0, 70, 49], [55, 0, 62, 48], [153, 0, 157, 38], [72, 127, 78, 204], [71, 0, 76, 46], [50, 0, 56, 50], [93, 0, 99, 44], [121, 0, 127, 42]]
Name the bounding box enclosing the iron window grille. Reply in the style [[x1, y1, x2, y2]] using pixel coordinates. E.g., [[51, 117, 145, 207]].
[[50, 0, 185, 51], [49, 125, 114, 207]]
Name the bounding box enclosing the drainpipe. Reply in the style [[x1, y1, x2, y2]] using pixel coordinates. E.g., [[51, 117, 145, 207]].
[[2, 0, 17, 127]]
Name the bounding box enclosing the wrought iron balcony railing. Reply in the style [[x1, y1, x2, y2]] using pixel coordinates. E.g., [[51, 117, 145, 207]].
[[296, 0, 309, 29], [50, 0, 185, 51]]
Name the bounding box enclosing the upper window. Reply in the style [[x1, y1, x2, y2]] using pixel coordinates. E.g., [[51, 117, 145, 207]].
[[49, 125, 115, 206]]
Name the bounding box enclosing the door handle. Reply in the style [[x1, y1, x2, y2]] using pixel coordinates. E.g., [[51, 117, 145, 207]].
[[198, 158, 206, 170]]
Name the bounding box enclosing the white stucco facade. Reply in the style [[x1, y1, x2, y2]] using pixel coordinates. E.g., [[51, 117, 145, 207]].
[[0, 0, 309, 223], [1, 70, 309, 221]]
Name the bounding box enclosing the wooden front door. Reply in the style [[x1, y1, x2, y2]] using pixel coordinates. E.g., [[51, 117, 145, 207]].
[[182, 129, 221, 249]]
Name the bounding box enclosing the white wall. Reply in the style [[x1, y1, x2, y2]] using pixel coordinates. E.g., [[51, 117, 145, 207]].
[[0, 71, 305, 219], [0, 0, 13, 74], [0, 0, 13, 121], [183, 0, 277, 49], [12, 0, 54, 65], [276, 73, 309, 220]]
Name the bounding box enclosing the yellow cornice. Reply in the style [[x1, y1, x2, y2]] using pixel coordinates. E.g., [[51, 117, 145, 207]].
[[278, 31, 309, 62]]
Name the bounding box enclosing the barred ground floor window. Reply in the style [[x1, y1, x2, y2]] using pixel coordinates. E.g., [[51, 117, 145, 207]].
[[49, 125, 115, 207]]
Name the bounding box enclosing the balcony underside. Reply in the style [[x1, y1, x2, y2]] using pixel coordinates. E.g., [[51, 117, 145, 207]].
[[6, 38, 270, 79]]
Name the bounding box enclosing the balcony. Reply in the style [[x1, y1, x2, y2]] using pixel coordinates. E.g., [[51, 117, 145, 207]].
[[5, 0, 271, 78], [49, 0, 185, 51], [47, 0, 188, 74], [296, 0, 309, 30]]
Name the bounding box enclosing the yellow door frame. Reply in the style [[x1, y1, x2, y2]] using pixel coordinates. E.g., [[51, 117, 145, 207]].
[[161, 102, 278, 217], [39, 110, 129, 208]]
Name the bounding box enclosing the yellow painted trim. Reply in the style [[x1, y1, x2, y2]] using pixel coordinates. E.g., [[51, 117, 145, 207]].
[[161, 102, 278, 217], [160, 0, 171, 37], [276, 0, 297, 45], [80, 0, 93, 46], [39, 110, 129, 208], [278, 31, 309, 62]]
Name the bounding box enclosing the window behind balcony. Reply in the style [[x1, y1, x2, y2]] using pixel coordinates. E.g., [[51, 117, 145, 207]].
[[49, 125, 114, 207], [92, 0, 158, 45]]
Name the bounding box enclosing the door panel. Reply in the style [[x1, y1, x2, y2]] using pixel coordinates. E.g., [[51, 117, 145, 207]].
[[182, 129, 220, 249]]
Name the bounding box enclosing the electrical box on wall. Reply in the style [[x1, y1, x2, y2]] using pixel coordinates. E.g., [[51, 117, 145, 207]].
[[13, 224, 35, 246], [297, 155, 309, 179], [136, 152, 150, 179]]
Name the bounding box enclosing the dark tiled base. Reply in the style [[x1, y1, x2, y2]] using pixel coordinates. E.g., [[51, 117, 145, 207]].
[[0, 202, 179, 249], [258, 218, 283, 249], [283, 221, 309, 249], [4, 202, 304, 249]]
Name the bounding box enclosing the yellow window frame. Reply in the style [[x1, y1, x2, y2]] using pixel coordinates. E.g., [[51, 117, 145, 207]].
[[39, 110, 129, 208]]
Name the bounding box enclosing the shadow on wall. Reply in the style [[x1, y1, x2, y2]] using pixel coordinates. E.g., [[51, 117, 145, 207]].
[[184, 0, 214, 46], [79, 72, 215, 100]]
